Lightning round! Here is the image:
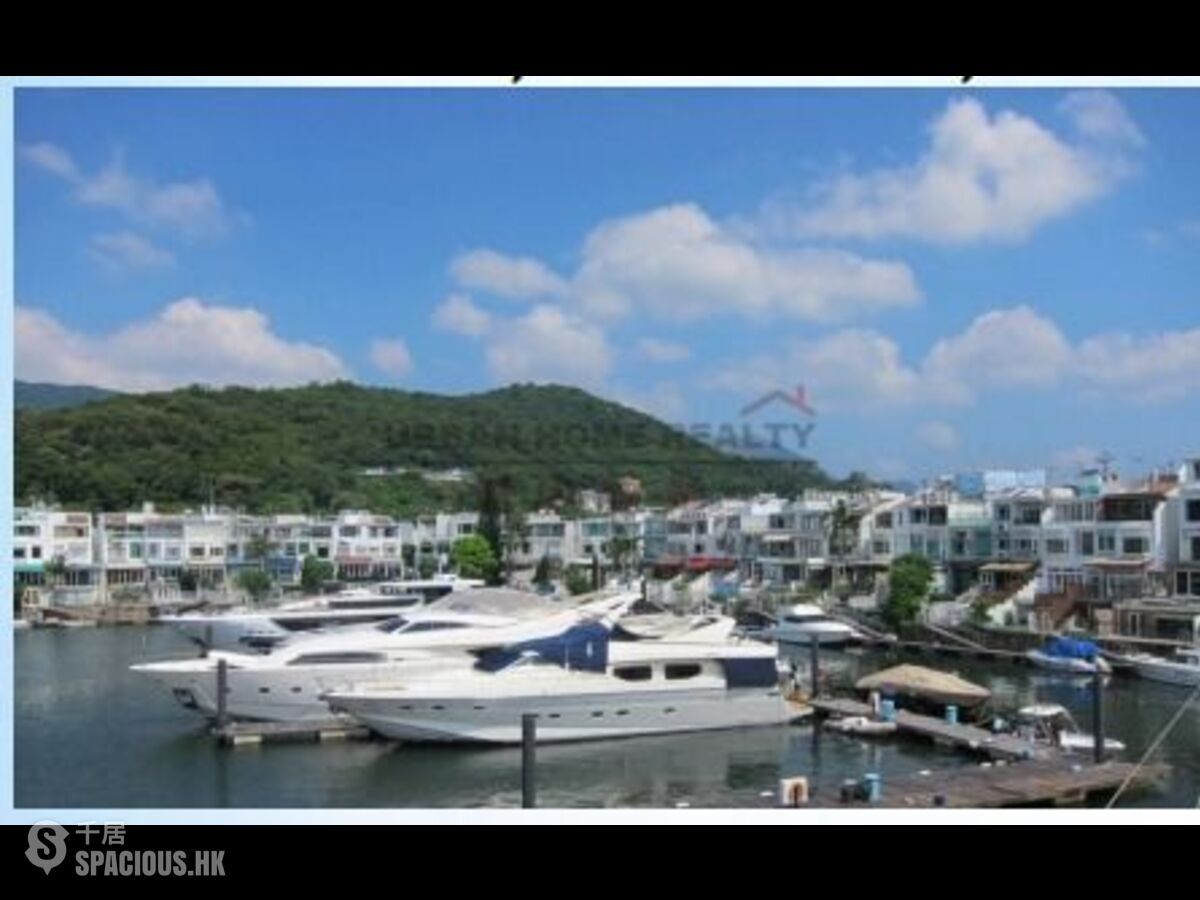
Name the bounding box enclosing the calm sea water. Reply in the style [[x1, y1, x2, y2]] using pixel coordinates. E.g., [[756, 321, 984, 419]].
[[14, 625, 1200, 809]]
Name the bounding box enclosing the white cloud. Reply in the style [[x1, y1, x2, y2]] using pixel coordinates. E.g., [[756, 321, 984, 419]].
[[636, 337, 691, 363], [573, 204, 920, 322], [21, 141, 79, 179], [1073, 328, 1200, 403], [370, 338, 414, 379], [485, 305, 611, 386], [88, 231, 175, 270], [922, 306, 1073, 403], [917, 421, 960, 453], [20, 142, 234, 237], [711, 305, 1200, 412], [710, 329, 921, 412], [779, 95, 1139, 244], [1060, 90, 1146, 148], [431, 293, 491, 338], [15, 299, 347, 391], [453, 204, 920, 325], [450, 249, 568, 300]]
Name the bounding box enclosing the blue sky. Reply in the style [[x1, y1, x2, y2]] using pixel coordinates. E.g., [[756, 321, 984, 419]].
[[14, 86, 1200, 482]]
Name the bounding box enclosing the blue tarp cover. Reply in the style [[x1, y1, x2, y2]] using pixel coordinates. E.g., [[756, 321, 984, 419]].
[[475, 620, 611, 673], [1044, 636, 1100, 660]]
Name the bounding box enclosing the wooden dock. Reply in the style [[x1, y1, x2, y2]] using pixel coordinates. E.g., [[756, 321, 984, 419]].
[[820, 759, 1165, 808], [810, 697, 1048, 761], [213, 718, 371, 747]]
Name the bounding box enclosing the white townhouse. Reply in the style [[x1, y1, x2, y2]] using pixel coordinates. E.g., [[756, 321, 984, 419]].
[[1168, 456, 1200, 598], [13, 506, 98, 604], [1037, 472, 1172, 603], [331, 511, 405, 580]]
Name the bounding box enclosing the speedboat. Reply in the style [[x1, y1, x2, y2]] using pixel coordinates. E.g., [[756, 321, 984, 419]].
[[1122, 646, 1200, 687], [325, 620, 803, 744], [133, 590, 638, 722], [1012, 704, 1125, 755], [1026, 636, 1111, 675], [768, 604, 861, 646]]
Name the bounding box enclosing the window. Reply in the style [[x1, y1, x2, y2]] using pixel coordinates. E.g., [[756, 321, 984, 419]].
[[1122, 536, 1148, 555], [1098, 531, 1116, 553], [1080, 532, 1095, 557], [1192, 536, 1200, 563], [1045, 538, 1069, 555], [287, 652, 386, 665], [32, 546, 42, 559], [614, 666, 653, 682], [14, 548, 25, 559], [665, 663, 702, 680], [1188, 500, 1200, 523]]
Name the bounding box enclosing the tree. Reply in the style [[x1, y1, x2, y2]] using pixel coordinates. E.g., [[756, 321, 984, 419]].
[[43, 555, 68, 591], [300, 555, 335, 595], [826, 500, 862, 596], [476, 476, 505, 583], [885, 553, 934, 628], [502, 508, 527, 583], [237, 568, 273, 604], [417, 556, 437, 579], [565, 566, 592, 597], [451, 535, 499, 582], [245, 534, 274, 570], [532, 554, 554, 588], [609, 535, 636, 579]]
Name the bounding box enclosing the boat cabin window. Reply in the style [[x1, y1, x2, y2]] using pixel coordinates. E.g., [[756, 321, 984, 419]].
[[287, 652, 387, 666], [397, 621, 469, 633], [613, 665, 653, 682], [376, 617, 410, 633], [664, 663, 703, 680]]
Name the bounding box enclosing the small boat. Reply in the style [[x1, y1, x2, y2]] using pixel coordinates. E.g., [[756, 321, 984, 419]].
[[1013, 704, 1125, 754], [1122, 646, 1200, 686], [825, 716, 898, 737], [1026, 636, 1111, 675], [768, 604, 861, 646]]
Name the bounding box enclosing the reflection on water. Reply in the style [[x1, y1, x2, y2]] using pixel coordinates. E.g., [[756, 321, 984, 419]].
[[15, 627, 1199, 809]]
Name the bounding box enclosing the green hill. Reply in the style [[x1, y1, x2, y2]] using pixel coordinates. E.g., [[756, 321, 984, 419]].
[[15, 381, 842, 515], [15, 380, 120, 410]]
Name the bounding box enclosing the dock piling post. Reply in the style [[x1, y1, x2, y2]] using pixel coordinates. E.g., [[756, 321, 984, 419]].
[[216, 658, 229, 731], [521, 713, 537, 809], [1091, 668, 1105, 764], [203, 624, 214, 658], [809, 640, 820, 699]]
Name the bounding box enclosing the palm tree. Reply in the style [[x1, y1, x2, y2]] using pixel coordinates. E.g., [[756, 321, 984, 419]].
[[827, 500, 862, 598]]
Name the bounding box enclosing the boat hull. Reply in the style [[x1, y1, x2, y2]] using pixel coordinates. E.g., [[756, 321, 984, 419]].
[[329, 686, 793, 744], [1025, 650, 1110, 675], [1128, 657, 1200, 686]]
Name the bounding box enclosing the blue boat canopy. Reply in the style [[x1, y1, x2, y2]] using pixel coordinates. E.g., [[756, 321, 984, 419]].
[[474, 620, 611, 673], [1044, 636, 1100, 660]]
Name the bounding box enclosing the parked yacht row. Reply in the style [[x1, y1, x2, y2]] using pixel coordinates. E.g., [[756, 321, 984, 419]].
[[160, 574, 486, 650], [133, 584, 810, 743]]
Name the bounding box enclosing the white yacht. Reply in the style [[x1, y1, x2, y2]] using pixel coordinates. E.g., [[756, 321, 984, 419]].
[[132, 590, 639, 722], [768, 604, 860, 646], [324, 620, 803, 744], [163, 573, 485, 650], [1123, 646, 1200, 686]]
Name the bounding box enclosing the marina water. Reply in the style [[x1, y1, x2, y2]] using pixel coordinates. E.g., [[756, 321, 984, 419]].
[[15, 626, 1200, 809]]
